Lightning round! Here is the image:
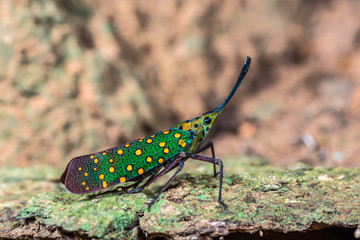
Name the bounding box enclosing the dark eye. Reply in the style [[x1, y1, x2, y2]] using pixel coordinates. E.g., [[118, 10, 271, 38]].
[[203, 116, 212, 124]]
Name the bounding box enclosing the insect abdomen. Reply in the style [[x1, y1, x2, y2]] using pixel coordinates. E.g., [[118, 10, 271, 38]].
[[61, 129, 195, 194]]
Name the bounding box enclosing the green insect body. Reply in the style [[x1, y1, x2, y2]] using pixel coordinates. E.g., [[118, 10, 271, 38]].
[[61, 129, 194, 194], [61, 56, 251, 208]]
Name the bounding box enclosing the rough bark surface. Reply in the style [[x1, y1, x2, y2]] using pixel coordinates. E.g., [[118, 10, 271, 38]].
[[1, 161, 359, 239]]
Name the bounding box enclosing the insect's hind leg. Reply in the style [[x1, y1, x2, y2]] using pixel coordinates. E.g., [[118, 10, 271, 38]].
[[196, 141, 218, 177], [127, 156, 182, 194], [120, 179, 143, 191], [127, 170, 160, 194], [147, 160, 185, 210], [190, 154, 226, 209]]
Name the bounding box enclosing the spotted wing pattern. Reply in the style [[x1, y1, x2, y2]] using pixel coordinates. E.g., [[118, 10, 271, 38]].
[[61, 129, 195, 194]]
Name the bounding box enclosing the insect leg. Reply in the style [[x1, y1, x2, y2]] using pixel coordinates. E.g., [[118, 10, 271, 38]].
[[190, 154, 227, 209], [120, 179, 143, 191], [147, 160, 185, 210], [196, 141, 218, 177], [127, 169, 160, 194], [127, 156, 182, 194]]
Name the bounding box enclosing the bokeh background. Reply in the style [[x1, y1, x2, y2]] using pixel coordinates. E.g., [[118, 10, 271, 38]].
[[1, 0, 360, 171]]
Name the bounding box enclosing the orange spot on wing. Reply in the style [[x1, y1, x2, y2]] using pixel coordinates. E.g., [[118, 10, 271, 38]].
[[109, 166, 115, 173], [158, 158, 164, 164], [99, 174, 105, 180], [117, 149, 123, 155], [138, 168, 144, 175], [120, 177, 126, 183], [102, 181, 108, 188], [94, 159, 98, 164]]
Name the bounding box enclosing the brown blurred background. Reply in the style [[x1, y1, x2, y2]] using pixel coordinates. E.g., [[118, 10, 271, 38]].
[[0, 0, 359, 170]]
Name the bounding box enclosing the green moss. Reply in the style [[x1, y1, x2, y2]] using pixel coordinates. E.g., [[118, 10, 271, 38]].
[[1, 163, 359, 239], [18, 192, 148, 239]]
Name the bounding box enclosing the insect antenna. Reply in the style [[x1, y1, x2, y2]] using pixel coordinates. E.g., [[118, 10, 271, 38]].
[[205, 56, 251, 114]]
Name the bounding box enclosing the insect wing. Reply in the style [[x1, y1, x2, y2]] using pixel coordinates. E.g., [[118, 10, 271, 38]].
[[61, 129, 194, 194]]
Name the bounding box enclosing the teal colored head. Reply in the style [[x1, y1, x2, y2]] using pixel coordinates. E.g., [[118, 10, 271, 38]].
[[174, 56, 251, 152]]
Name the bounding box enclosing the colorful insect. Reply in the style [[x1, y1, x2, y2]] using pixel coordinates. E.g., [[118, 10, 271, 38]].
[[61, 56, 251, 209]]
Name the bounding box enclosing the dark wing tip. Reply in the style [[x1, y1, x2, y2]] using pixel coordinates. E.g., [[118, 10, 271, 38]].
[[60, 156, 86, 194], [60, 162, 70, 184]]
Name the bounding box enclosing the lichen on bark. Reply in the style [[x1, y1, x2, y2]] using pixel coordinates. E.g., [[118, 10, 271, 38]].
[[1, 159, 359, 239]]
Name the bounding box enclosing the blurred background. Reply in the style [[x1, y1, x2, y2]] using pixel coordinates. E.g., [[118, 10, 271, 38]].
[[1, 0, 360, 171]]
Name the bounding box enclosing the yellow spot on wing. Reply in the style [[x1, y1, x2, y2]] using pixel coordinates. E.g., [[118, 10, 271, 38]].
[[102, 152, 107, 156], [174, 133, 181, 138], [126, 165, 133, 171], [94, 167, 97, 171], [138, 168, 144, 175], [102, 181, 108, 188], [159, 142, 166, 147], [139, 139, 143, 142], [120, 177, 126, 183], [146, 156, 152, 162], [86, 187, 89, 190], [163, 148, 169, 154], [178, 139, 187, 147], [109, 159, 113, 163], [151, 135, 155, 138], [78, 167, 82, 171], [94, 159, 98, 164], [182, 123, 191, 130], [163, 130, 170, 134], [125, 143, 130, 148], [109, 166, 115, 173], [90, 155, 94, 159], [135, 149, 142, 156], [99, 174, 104, 180], [84, 172, 88, 176], [158, 158, 164, 164], [117, 149, 123, 155], [146, 139, 153, 144], [82, 182, 85, 185]]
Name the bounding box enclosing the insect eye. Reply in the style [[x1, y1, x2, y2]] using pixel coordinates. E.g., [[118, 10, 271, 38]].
[[203, 117, 212, 125]]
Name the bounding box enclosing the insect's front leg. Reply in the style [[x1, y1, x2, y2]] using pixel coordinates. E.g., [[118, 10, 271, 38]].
[[190, 154, 226, 209], [195, 141, 218, 177]]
